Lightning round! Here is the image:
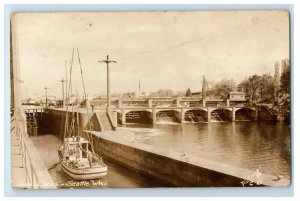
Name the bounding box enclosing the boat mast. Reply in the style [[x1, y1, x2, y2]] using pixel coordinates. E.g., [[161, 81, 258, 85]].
[[76, 92, 80, 137], [76, 48, 95, 153], [64, 48, 75, 140], [64, 60, 68, 108]]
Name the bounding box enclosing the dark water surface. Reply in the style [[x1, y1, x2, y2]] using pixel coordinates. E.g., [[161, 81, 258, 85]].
[[122, 121, 291, 180], [31, 134, 170, 188]]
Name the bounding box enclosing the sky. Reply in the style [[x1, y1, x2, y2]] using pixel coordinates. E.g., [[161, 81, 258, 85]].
[[12, 11, 290, 98]]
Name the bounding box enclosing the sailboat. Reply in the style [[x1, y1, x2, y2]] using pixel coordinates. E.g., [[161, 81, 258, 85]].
[[58, 48, 108, 180]]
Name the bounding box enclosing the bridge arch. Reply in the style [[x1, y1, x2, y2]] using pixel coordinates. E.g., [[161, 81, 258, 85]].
[[210, 108, 232, 113], [184, 109, 208, 122], [156, 109, 181, 123], [117, 109, 153, 125], [124, 108, 153, 114], [210, 108, 232, 122], [156, 108, 181, 113], [235, 108, 257, 121], [235, 107, 256, 112]]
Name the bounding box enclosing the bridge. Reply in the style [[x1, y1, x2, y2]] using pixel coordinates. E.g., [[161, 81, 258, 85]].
[[90, 96, 249, 108], [87, 95, 256, 125], [111, 106, 258, 125]]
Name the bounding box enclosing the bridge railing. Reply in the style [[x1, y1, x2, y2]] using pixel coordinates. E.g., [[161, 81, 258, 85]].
[[11, 110, 56, 189], [229, 103, 252, 107]]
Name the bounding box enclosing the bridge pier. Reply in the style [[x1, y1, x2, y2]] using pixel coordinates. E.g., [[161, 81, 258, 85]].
[[180, 107, 185, 123], [207, 107, 211, 122], [148, 99, 153, 107], [232, 107, 236, 121], [152, 107, 157, 124], [255, 109, 258, 121], [121, 109, 126, 125], [202, 99, 206, 107], [118, 99, 122, 108], [176, 98, 181, 107], [226, 99, 230, 107]]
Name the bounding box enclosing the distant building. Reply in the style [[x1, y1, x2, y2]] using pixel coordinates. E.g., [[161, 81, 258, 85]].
[[119, 92, 136, 99], [191, 91, 202, 97], [228, 92, 245, 101]]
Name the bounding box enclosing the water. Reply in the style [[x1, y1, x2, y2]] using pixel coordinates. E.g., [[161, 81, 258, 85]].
[[121, 121, 291, 180], [30, 134, 170, 188], [30, 120, 291, 187]]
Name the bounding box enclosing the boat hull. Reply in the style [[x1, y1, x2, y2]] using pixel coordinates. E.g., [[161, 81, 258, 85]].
[[58, 147, 107, 180], [60, 161, 107, 180]]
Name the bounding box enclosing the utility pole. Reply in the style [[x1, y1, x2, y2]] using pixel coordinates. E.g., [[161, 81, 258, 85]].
[[98, 55, 116, 109], [138, 79, 140, 98], [34, 93, 37, 105], [59, 77, 65, 108], [44, 86, 49, 108]]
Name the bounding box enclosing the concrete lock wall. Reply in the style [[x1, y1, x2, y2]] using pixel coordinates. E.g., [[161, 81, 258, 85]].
[[92, 135, 242, 187], [39, 109, 102, 138], [88, 133, 289, 187]]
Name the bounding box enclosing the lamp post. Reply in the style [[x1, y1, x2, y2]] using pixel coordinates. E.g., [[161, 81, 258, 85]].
[[98, 55, 116, 109]]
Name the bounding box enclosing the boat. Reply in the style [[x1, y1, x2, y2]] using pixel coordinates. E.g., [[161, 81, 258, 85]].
[[58, 136, 107, 180], [58, 48, 107, 180]]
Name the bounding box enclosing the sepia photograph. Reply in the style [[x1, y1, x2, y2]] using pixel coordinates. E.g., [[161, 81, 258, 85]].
[[10, 10, 291, 189]]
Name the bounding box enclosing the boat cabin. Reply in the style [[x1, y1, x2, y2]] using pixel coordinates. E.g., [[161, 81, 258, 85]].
[[63, 137, 92, 161]]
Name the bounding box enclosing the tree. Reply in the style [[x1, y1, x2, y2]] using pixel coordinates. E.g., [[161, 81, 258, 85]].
[[274, 61, 280, 81], [211, 79, 237, 99], [206, 80, 215, 98], [280, 58, 290, 95], [238, 58, 290, 105], [202, 75, 208, 99], [238, 74, 275, 103], [186, 88, 192, 97], [150, 89, 174, 97], [260, 74, 275, 101], [273, 61, 281, 97]]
